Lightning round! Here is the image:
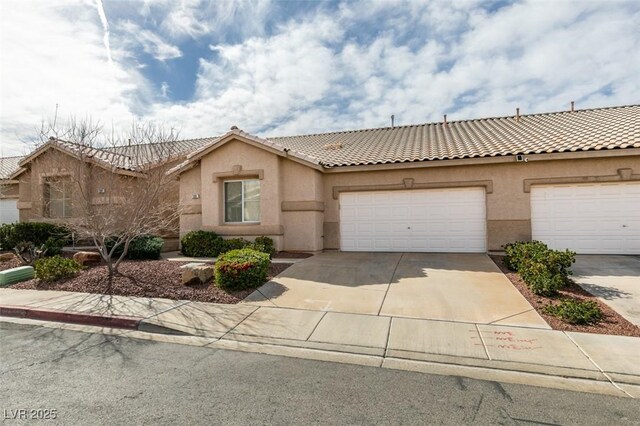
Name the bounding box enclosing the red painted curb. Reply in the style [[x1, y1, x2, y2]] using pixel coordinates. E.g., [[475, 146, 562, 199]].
[[0, 305, 141, 329]]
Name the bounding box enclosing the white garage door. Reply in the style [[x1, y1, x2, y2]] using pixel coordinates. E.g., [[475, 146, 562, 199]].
[[531, 182, 640, 254], [340, 187, 486, 252], [0, 199, 19, 224]]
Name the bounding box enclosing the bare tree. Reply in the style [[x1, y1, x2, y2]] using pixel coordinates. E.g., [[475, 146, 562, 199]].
[[27, 117, 183, 287]]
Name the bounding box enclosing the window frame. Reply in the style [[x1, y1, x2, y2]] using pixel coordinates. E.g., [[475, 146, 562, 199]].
[[223, 179, 261, 224], [43, 178, 72, 219]]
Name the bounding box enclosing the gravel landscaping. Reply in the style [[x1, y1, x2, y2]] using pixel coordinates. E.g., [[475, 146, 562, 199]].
[[3, 254, 292, 304], [491, 255, 640, 337], [0, 255, 22, 271]]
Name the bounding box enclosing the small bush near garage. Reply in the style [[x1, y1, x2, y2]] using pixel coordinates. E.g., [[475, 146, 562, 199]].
[[503, 241, 576, 296], [180, 230, 225, 257], [544, 299, 603, 325], [503, 241, 549, 271], [0, 222, 70, 252], [34, 255, 82, 282], [214, 248, 270, 291], [127, 235, 164, 260], [518, 259, 567, 296]]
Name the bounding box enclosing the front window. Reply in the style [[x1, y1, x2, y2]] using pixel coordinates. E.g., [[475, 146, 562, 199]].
[[224, 180, 260, 223], [44, 178, 72, 218]]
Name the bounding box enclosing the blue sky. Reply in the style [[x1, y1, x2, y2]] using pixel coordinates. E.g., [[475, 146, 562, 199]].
[[1, 0, 639, 156]]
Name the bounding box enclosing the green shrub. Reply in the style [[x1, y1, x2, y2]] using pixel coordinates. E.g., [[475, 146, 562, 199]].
[[34, 255, 82, 282], [127, 235, 164, 260], [251, 236, 275, 258], [503, 240, 548, 271], [519, 259, 567, 296], [105, 235, 164, 260], [544, 299, 603, 325], [214, 248, 270, 291], [0, 222, 70, 251], [180, 230, 224, 257], [222, 238, 249, 252], [44, 237, 66, 256], [503, 241, 576, 296]]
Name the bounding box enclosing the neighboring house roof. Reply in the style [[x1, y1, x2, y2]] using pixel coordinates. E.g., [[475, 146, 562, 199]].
[[105, 138, 213, 165], [11, 138, 213, 178], [0, 156, 24, 180], [267, 104, 640, 167]]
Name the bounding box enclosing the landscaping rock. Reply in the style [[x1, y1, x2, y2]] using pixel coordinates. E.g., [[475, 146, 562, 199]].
[[73, 251, 102, 266], [181, 263, 214, 285], [0, 253, 15, 262]]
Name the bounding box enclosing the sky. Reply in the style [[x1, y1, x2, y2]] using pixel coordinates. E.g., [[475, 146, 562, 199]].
[[1, 0, 639, 156]]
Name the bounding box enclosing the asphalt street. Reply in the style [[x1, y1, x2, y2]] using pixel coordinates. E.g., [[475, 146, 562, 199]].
[[1, 321, 639, 425]]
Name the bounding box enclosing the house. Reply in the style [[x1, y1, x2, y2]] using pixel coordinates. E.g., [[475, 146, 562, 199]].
[[170, 104, 640, 255], [7, 138, 210, 250], [0, 156, 23, 224]]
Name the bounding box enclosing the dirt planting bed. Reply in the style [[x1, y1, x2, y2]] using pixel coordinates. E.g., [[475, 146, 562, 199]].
[[491, 255, 640, 337], [9, 258, 292, 304]]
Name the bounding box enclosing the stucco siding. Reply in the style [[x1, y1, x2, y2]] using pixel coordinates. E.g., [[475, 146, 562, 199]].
[[178, 136, 639, 252]]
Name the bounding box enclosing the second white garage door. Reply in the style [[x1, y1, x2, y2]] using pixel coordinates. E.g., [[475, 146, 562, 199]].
[[531, 182, 640, 254], [340, 187, 486, 252]]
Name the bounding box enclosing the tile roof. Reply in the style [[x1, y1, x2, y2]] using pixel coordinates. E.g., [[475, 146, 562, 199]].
[[266, 104, 640, 167], [13, 138, 214, 177], [0, 156, 23, 180], [105, 138, 213, 165]]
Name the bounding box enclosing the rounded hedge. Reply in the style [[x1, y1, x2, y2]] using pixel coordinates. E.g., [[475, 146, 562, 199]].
[[105, 235, 164, 260], [35, 255, 82, 282], [180, 230, 224, 257], [214, 248, 270, 291], [127, 235, 164, 260], [0, 222, 70, 252]]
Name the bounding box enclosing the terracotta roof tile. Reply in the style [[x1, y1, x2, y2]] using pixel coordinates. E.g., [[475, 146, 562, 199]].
[[266, 104, 639, 167], [0, 156, 23, 180]]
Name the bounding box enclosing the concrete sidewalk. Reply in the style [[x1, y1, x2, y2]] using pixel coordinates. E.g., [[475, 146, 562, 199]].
[[1, 288, 639, 398]]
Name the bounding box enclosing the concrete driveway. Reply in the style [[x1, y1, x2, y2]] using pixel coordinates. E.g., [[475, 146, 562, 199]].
[[573, 255, 640, 326], [245, 252, 548, 328]]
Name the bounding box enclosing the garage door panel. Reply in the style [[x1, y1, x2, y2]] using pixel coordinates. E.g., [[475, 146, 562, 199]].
[[340, 188, 486, 253], [531, 182, 640, 254], [0, 199, 19, 224]]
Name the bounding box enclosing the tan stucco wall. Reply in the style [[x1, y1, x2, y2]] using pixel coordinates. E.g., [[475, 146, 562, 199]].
[[180, 140, 325, 251], [174, 139, 638, 253]]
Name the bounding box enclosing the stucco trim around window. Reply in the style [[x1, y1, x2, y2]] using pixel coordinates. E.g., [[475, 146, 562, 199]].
[[331, 179, 494, 199], [212, 165, 264, 182], [523, 168, 640, 192]]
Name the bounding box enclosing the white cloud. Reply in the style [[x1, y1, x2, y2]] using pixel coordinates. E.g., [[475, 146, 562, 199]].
[[1, 0, 639, 156], [119, 21, 182, 61], [0, 0, 150, 155]]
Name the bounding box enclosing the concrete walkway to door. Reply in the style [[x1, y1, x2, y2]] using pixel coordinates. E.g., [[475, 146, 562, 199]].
[[244, 252, 549, 328]]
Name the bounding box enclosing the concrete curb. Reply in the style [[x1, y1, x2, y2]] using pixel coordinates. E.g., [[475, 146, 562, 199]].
[[0, 305, 141, 330]]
